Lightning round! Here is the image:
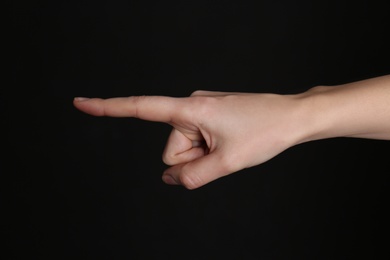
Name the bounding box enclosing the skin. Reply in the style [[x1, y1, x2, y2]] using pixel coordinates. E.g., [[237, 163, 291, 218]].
[[73, 74, 390, 189]]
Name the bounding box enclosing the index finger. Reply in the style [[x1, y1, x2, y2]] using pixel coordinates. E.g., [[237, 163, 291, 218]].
[[73, 96, 182, 123]]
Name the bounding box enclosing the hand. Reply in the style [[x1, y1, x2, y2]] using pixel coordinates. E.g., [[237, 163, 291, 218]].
[[73, 90, 305, 189], [73, 75, 390, 189]]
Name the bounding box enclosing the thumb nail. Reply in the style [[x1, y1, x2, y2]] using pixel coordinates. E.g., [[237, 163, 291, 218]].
[[162, 174, 179, 185]]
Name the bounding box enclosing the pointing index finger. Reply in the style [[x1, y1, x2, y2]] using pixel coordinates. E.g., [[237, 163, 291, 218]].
[[73, 96, 181, 123]]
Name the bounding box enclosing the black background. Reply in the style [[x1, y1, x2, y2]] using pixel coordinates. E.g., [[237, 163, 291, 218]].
[[7, 0, 390, 259]]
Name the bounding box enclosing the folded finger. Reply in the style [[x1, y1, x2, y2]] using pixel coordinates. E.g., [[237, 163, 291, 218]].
[[162, 151, 235, 190], [162, 129, 206, 165]]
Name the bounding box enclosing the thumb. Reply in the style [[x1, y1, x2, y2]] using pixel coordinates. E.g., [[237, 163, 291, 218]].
[[162, 152, 237, 190]]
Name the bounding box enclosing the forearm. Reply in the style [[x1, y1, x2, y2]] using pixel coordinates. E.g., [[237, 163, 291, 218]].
[[297, 74, 390, 143]]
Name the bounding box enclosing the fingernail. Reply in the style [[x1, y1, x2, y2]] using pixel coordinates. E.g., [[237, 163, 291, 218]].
[[162, 174, 179, 185], [74, 97, 90, 102]]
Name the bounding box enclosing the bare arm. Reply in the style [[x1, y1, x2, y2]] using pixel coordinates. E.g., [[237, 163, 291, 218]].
[[73, 74, 390, 189], [298, 74, 390, 142]]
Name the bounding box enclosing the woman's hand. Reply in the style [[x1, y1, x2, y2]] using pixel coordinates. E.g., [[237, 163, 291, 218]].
[[73, 74, 390, 189], [73, 91, 306, 189]]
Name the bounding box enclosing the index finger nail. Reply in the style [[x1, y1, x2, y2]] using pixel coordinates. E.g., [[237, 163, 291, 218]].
[[74, 97, 90, 102]]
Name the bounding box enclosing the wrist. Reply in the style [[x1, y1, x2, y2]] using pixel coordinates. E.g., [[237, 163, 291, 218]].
[[292, 85, 337, 145]]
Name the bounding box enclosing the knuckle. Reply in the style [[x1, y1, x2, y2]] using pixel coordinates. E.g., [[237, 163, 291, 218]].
[[179, 175, 199, 190], [189, 96, 218, 119], [162, 152, 175, 166], [190, 90, 209, 96], [129, 95, 147, 104], [128, 95, 147, 118], [179, 167, 203, 190]]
